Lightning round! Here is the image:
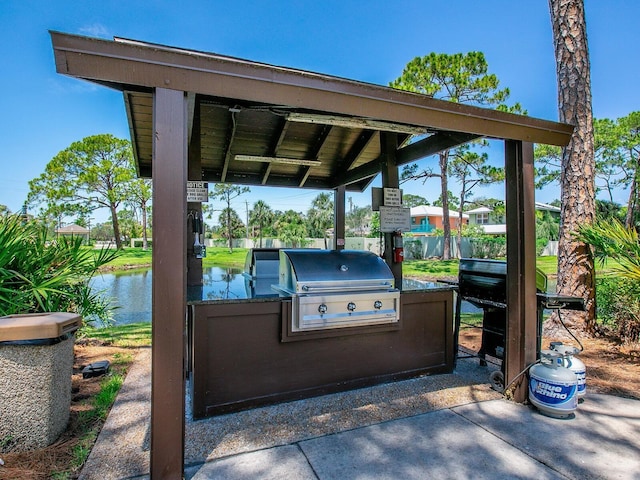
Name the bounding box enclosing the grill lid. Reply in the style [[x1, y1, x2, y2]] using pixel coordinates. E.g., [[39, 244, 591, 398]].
[[278, 249, 395, 293], [458, 258, 547, 306]]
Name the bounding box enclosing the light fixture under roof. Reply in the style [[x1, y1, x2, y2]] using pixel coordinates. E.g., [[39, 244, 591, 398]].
[[287, 112, 429, 136], [234, 154, 322, 167]]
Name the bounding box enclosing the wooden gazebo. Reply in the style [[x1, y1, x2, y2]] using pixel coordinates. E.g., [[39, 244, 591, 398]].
[[50, 31, 572, 478]]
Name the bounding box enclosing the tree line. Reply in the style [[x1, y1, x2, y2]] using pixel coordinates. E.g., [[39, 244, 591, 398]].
[[204, 185, 378, 252]]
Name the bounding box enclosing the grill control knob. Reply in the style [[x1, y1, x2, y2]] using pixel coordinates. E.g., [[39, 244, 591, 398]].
[[347, 302, 356, 312], [340, 264, 349, 272], [318, 304, 328, 314], [374, 300, 383, 310]]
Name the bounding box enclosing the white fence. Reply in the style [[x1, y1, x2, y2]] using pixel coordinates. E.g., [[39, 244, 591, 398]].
[[207, 237, 383, 254], [129, 235, 556, 259]]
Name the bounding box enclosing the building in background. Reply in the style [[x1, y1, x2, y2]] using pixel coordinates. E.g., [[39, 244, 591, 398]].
[[409, 206, 469, 235]]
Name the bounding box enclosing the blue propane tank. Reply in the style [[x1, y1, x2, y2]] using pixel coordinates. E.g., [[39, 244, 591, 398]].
[[549, 342, 587, 400], [529, 351, 578, 418]]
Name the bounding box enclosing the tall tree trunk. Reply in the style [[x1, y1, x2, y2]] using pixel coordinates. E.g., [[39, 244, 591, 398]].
[[141, 202, 148, 250], [110, 203, 123, 249], [550, 0, 596, 331], [457, 187, 466, 254], [625, 171, 637, 229], [227, 207, 233, 253], [440, 151, 451, 260]]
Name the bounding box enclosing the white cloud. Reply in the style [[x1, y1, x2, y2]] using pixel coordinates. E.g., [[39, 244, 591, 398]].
[[78, 24, 111, 39]]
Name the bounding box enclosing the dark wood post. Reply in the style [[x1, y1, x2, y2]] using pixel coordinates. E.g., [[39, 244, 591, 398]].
[[504, 140, 538, 402], [187, 100, 203, 287], [380, 132, 402, 286], [334, 185, 346, 250], [151, 88, 187, 478]]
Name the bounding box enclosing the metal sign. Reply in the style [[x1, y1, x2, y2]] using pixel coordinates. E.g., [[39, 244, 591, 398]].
[[383, 188, 402, 206], [379, 206, 411, 232], [187, 181, 209, 202]]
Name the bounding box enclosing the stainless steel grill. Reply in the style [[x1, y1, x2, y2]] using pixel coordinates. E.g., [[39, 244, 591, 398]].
[[243, 248, 280, 297], [275, 249, 400, 332]]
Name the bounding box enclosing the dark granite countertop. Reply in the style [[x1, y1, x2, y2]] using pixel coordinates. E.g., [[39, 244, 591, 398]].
[[187, 278, 454, 305]]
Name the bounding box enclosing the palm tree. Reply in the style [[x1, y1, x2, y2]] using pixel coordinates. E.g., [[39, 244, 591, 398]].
[[275, 210, 308, 247], [307, 193, 334, 248], [249, 200, 274, 248]]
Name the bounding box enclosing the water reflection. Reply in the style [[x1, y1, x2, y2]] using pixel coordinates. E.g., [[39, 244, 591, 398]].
[[93, 267, 543, 326], [91, 266, 247, 326], [198, 267, 245, 301]]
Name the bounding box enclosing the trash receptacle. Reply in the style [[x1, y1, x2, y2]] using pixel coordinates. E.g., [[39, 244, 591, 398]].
[[0, 312, 82, 452]]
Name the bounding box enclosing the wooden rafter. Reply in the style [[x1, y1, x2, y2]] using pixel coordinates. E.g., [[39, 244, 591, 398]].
[[396, 132, 481, 166], [298, 124, 332, 187], [341, 130, 376, 172], [220, 110, 240, 183], [262, 118, 289, 185]]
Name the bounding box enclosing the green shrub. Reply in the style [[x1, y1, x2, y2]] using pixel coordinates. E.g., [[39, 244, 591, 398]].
[[131, 239, 152, 248], [0, 215, 118, 324], [468, 235, 506, 258], [405, 239, 424, 260], [595, 277, 640, 342]]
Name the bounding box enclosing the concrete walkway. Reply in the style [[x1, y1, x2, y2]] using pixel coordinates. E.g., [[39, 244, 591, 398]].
[[81, 348, 640, 480]]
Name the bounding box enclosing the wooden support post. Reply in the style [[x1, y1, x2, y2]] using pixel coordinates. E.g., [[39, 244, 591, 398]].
[[151, 88, 187, 478], [187, 101, 203, 287], [504, 140, 538, 403], [380, 132, 402, 287], [334, 185, 346, 250]]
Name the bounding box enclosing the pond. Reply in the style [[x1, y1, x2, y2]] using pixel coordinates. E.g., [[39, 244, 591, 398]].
[[90, 266, 245, 326], [91, 268, 489, 327]]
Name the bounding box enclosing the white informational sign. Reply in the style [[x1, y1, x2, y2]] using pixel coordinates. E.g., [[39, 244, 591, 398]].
[[187, 181, 209, 202], [383, 188, 402, 207], [379, 206, 411, 232]]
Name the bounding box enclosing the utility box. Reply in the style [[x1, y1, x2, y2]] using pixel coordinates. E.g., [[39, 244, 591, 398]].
[[0, 312, 82, 452]]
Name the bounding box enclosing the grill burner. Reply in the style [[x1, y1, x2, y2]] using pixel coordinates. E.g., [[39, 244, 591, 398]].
[[275, 249, 400, 332]]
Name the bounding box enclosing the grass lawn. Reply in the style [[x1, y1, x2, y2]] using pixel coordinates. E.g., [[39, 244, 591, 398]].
[[402, 259, 460, 279], [202, 247, 247, 269], [404, 257, 560, 280], [100, 246, 623, 281], [81, 322, 152, 347], [97, 246, 248, 270]]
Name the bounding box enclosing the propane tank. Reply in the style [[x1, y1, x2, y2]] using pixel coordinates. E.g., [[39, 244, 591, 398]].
[[549, 341, 586, 401], [529, 350, 578, 419]]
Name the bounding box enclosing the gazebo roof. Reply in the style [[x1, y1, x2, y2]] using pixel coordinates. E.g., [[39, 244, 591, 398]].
[[55, 224, 89, 234], [50, 32, 573, 192]]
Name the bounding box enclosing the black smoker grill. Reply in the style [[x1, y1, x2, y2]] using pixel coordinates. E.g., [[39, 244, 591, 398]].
[[274, 249, 400, 332], [453, 258, 584, 388]]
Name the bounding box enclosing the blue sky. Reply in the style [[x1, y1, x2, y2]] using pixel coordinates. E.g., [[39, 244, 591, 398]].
[[1, 0, 638, 224]]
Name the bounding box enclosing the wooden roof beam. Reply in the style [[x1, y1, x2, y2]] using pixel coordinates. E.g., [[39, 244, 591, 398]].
[[396, 131, 481, 166], [298, 124, 333, 188], [261, 118, 289, 185], [220, 109, 240, 182], [50, 32, 573, 147], [340, 130, 376, 172], [331, 157, 382, 188]]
